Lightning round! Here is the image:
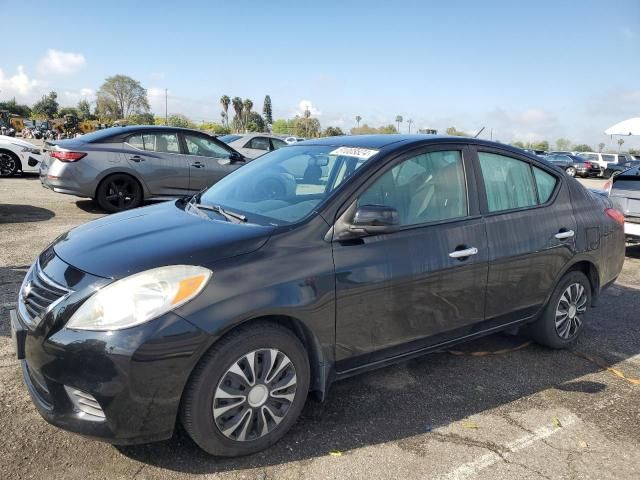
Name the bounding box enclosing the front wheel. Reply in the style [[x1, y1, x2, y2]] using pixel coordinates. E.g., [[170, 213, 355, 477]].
[[529, 271, 591, 348], [181, 322, 310, 456], [0, 151, 20, 177], [565, 166, 576, 177]]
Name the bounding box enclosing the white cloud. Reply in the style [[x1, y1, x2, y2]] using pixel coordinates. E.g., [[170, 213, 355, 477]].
[[59, 88, 96, 106], [38, 49, 86, 75], [0, 65, 41, 96], [150, 72, 166, 80], [293, 99, 321, 117]]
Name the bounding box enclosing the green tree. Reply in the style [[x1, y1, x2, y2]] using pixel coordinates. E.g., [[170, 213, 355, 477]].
[[555, 138, 572, 151], [324, 126, 345, 137], [231, 97, 243, 132], [245, 112, 265, 132], [32, 91, 59, 119], [200, 122, 230, 134], [598, 142, 605, 152], [617, 138, 624, 152], [96, 75, 150, 119], [446, 126, 468, 136], [573, 144, 593, 152], [271, 119, 291, 134], [395, 115, 403, 133], [355, 115, 362, 128], [243, 98, 253, 128], [128, 113, 155, 124], [512, 141, 525, 148], [76, 99, 92, 120], [351, 124, 397, 135], [166, 114, 194, 128], [59, 107, 79, 117], [262, 95, 273, 126], [219, 95, 230, 127], [0, 98, 31, 117], [379, 124, 398, 134], [532, 140, 549, 151]]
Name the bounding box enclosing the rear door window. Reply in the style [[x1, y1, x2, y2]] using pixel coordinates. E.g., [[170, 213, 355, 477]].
[[138, 133, 181, 153], [478, 152, 538, 212], [245, 137, 270, 151]]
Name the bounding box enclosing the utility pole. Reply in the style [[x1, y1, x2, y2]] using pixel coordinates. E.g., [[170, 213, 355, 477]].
[[164, 88, 168, 125], [407, 119, 413, 134]]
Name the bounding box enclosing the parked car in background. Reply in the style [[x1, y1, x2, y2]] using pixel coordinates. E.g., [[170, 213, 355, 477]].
[[577, 152, 636, 173], [606, 164, 640, 243], [12, 136, 625, 457], [602, 160, 640, 178], [0, 135, 42, 176], [217, 134, 243, 144], [222, 133, 289, 159], [39, 126, 247, 212], [545, 153, 599, 177]]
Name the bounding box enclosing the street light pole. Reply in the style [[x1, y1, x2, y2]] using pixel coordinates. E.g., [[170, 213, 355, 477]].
[[164, 88, 168, 125]]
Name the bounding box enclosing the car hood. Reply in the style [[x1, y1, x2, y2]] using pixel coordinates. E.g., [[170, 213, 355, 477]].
[[0, 136, 35, 148], [53, 201, 274, 279]]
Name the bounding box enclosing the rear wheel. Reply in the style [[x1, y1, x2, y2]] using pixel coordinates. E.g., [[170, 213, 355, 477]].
[[0, 151, 20, 177], [565, 166, 576, 177], [96, 173, 142, 213], [529, 271, 591, 348], [181, 322, 310, 457]]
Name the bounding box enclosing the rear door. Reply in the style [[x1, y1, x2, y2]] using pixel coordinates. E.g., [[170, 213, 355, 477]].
[[333, 145, 488, 370], [474, 148, 576, 324], [124, 132, 190, 195], [181, 133, 243, 190]]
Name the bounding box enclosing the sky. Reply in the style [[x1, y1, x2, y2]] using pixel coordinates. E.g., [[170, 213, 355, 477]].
[[1, 0, 639, 149]]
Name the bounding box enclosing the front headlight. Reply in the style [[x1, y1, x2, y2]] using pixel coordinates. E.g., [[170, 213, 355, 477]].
[[67, 265, 212, 331]]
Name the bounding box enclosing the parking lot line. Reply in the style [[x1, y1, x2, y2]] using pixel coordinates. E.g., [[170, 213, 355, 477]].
[[438, 414, 578, 480]]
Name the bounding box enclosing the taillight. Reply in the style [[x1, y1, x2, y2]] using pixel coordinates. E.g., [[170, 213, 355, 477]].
[[51, 150, 87, 162], [603, 179, 613, 194], [583, 161, 592, 168], [605, 208, 624, 226]]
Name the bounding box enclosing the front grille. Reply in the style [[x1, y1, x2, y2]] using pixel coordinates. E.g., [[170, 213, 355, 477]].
[[20, 262, 71, 324]]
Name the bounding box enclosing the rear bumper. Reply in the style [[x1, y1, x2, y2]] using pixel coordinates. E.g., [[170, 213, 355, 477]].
[[39, 164, 92, 198]]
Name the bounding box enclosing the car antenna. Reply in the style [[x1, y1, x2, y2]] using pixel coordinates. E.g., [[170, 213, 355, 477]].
[[474, 126, 485, 138]]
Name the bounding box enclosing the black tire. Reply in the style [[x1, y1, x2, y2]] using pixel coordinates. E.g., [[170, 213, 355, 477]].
[[96, 173, 143, 213], [181, 322, 310, 457], [0, 150, 20, 177], [529, 271, 592, 349]]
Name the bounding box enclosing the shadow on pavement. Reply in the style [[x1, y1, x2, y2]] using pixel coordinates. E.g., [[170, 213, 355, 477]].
[[0, 265, 29, 337], [75, 199, 105, 214], [117, 282, 640, 474], [0, 204, 55, 224]]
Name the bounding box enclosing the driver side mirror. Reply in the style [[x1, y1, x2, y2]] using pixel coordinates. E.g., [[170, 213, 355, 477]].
[[218, 151, 244, 166], [349, 205, 400, 235]]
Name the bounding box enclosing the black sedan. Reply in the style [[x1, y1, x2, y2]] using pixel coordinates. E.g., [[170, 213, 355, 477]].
[[11, 136, 625, 456], [544, 153, 600, 177], [603, 159, 640, 179]]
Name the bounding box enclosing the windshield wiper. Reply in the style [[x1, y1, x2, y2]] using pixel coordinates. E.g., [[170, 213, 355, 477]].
[[191, 202, 247, 223]]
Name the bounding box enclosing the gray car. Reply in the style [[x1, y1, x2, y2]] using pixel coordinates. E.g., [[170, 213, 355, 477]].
[[221, 133, 289, 159], [40, 126, 247, 212], [608, 164, 640, 243]]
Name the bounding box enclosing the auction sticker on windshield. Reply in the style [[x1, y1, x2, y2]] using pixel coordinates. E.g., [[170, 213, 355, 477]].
[[330, 146, 379, 159]]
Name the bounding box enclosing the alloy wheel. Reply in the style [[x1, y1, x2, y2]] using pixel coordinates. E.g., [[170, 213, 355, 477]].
[[0, 153, 16, 176], [213, 348, 297, 442], [555, 282, 587, 339], [566, 167, 576, 177], [104, 178, 138, 210]]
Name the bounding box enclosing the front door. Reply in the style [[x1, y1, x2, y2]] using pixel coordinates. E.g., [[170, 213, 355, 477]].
[[332, 147, 488, 371], [124, 132, 190, 196], [474, 148, 576, 324], [182, 133, 244, 190]]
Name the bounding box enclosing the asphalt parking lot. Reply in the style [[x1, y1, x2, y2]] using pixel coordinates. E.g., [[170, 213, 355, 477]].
[[1, 175, 639, 480]]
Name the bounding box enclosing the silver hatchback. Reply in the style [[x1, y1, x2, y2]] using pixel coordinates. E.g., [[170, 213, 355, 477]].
[[40, 126, 248, 212]]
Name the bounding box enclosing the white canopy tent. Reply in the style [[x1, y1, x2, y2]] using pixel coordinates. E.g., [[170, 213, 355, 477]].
[[604, 117, 640, 136]]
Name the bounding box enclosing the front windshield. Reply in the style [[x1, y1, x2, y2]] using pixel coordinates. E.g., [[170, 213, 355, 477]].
[[198, 145, 378, 225]]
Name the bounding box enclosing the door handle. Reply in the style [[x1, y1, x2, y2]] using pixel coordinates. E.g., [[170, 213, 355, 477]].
[[130, 155, 144, 162], [555, 230, 575, 240], [448, 247, 478, 259], [191, 162, 204, 168]]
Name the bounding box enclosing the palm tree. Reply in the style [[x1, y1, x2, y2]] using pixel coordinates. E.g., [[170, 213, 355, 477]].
[[617, 138, 624, 152], [355, 115, 362, 128], [395, 115, 403, 133], [231, 97, 243, 132], [220, 111, 227, 126], [406, 119, 414, 134], [243, 99, 253, 131], [219, 95, 230, 127], [304, 108, 311, 136]]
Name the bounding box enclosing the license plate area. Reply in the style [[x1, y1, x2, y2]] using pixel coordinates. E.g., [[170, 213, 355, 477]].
[[10, 310, 26, 360]]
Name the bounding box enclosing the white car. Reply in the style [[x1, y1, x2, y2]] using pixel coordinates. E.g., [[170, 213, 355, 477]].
[[0, 135, 42, 176], [284, 136, 306, 144], [221, 133, 289, 159], [577, 152, 636, 172]]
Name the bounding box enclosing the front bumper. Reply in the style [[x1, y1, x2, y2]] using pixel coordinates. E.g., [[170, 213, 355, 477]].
[[12, 305, 211, 445]]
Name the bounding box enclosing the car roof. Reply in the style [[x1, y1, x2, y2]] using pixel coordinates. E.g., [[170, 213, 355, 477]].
[[80, 125, 211, 143], [299, 134, 539, 158]]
